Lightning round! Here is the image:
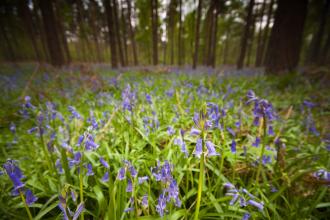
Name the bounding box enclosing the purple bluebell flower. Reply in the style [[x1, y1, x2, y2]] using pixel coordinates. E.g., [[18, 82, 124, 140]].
[[268, 125, 274, 136], [138, 176, 149, 184], [141, 194, 148, 207], [167, 180, 180, 205], [229, 193, 239, 205], [58, 197, 69, 220], [303, 100, 316, 108], [126, 179, 133, 192], [71, 190, 77, 202], [252, 137, 260, 147], [190, 128, 201, 136], [68, 106, 82, 120], [167, 126, 175, 135], [146, 94, 152, 104], [242, 189, 256, 199], [2, 160, 25, 190], [231, 140, 237, 153], [77, 135, 84, 146], [262, 155, 272, 165], [85, 135, 99, 151], [99, 157, 109, 169], [86, 163, 94, 176], [25, 189, 38, 206], [173, 138, 188, 157], [156, 192, 167, 217], [227, 127, 236, 137], [56, 159, 63, 174], [102, 171, 109, 182], [129, 165, 138, 178], [9, 122, 16, 134], [242, 213, 251, 220], [206, 141, 219, 156], [194, 138, 203, 158], [72, 202, 84, 220], [118, 167, 126, 180], [124, 207, 134, 212], [27, 127, 38, 134], [248, 200, 264, 211]]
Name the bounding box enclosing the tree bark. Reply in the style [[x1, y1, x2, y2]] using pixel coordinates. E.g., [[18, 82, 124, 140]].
[[308, 0, 330, 64], [39, 0, 65, 66], [255, 0, 267, 67], [151, 0, 158, 65], [17, 0, 42, 62], [265, 0, 308, 73], [178, 0, 183, 66], [260, 0, 274, 66], [192, 0, 202, 69], [237, 0, 255, 69], [112, 0, 125, 66], [126, 0, 138, 65], [104, 0, 118, 68]]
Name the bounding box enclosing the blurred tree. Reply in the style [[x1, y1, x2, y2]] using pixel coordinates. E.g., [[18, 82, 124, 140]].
[[151, 0, 159, 65], [104, 0, 118, 68], [192, 0, 202, 69], [265, 0, 308, 73]]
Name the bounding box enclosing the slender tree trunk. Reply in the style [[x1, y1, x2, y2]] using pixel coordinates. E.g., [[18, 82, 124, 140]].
[[193, 0, 202, 69], [178, 0, 183, 66], [121, 4, 129, 65], [18, 0, 41, 62], [246, 13, 256, 67], [203, 3, 214, 66], [255, 0, 267, 67], [104, 0, 118, 68], [260, 0, 274, 66], [39, 0, 64, 66], [320, 32, 330, 65], [308, 0, 330, 64], [0, 21, 16, 61], [112, 0, 125, 66], [90, 0, 102, 62], [223, 28, 230, 65], [54, 0, 70, 64], [151, 0, 158, 65], [265, 0, 308, 73], [237, 0, 255, 69], [126, 0, 138, 65]]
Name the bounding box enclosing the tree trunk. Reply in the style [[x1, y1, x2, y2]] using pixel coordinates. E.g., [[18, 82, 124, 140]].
[[237, 0, 255, 69], [54, 0, 70, 64], [104, 0, 118, 68], [90, 0, 102, 62], [260, 0, 274, 66], [192, 0, 202, 69], [151, 0, 158, 65], [320, 31, 330, 65], [39, 0, 65, 66], [308, 0, 330, 64], [126, 0, 138, 65], [121, 3, 129, 65], [246, 13, 256, 67], [178, 0, 183, 66], [112, 0, 125, 66], [255, 0, 267, 67], [18, 0, 41, 62], [265, 0, 308, 73]]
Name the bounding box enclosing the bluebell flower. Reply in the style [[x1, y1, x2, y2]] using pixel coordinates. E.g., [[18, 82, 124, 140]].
[[129, 165, 138, 178], [205, 141, 219, 156], [85, 135, 99, 151], [68, 106, 82, 120], [190, 128, 201, 136], [25, 189, 38, 206], [231, 140, 237, 153], [124, 207, 134, 213], [252, 137, 260, 147], [156, 192, 167, 217], [86, 163, 94, 176], [117, 167, 126, 180], [102, 171, 109, 182], [141, 194, 148, 207], [247, 200, 264, 211], [193, 138, 203, 158], [2, 160, 25, 190], [173, 138, 188, 157], [268, 125, 274, 136], [56, 159, 63, 174], [126, 179, 133, 192], [72, 202, 85, 220], [58, 196, 69, 220], [242, 213, 251, 220], [99, 157, 109, 169], [167, 126, 175, 136], [227, 127, 235, 137], [146, 94, 152, 104], [76, 135, 84, 146], [303, 100, 316, 108], [9, 122, 16, 134], [138, 176, 149, 184]]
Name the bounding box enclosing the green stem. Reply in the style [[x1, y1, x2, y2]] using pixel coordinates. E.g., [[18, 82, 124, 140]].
[[60, 147, 72, 184], [256, 116, 267, 183], [19, 189, 33, 220], [194, 151, 205, 220], [40, 134, 55, 173], [79, 157, 84, 220]]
